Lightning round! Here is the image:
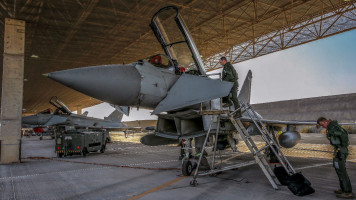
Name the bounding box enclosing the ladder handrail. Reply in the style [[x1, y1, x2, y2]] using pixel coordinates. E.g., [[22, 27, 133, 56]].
[[239, 101, 296, 174], [190, 98, 297, 189], [228, 115, 279, 189]]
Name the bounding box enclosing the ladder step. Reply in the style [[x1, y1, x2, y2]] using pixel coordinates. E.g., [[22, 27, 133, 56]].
[[230, 107, 242, 116], [199, 110, 230, 115], [256, 144, 271, 154], [243, 135, 252, 139]]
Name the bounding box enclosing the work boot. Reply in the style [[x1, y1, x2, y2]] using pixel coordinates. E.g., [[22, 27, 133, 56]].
[[233, 112, 242, 118], [222, 103, 232, 107], [336, 192, 355, 199], [335, 189, 344, 194]]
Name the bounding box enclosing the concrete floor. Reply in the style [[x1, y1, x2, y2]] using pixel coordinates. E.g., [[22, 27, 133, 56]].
[[0, 134, 355, 200]]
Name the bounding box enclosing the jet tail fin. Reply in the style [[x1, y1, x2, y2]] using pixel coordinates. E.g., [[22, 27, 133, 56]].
[[104, 110, 123, 122], [238, 70, 252, 104]]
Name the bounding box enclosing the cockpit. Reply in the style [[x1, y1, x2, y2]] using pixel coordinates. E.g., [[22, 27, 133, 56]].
[[145, 54, 174, 69], [39, 108, 53, 114], [148, 6, 206, 76]]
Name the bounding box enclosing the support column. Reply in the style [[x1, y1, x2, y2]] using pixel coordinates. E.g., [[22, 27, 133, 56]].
[[0, 18, 25, 163]]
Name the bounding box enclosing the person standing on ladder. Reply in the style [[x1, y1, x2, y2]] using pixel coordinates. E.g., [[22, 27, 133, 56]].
[[317, 117, 354, 199], [219, 57, 241, 117]]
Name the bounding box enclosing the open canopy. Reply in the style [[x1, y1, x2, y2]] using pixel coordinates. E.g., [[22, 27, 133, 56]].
[[150, 6, 206, 75]]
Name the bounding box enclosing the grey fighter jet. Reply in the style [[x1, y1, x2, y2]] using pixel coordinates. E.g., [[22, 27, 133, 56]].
[[45, 6, 324, 165], [22, 96, 127, 131]]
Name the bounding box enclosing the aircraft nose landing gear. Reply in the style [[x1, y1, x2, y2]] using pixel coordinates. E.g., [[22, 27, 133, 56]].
[[182, 160, 193, 176]]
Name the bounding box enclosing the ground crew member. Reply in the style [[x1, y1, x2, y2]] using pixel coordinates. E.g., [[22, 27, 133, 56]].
[[317, 117, 354, 199], [219, 57, 241, 117]]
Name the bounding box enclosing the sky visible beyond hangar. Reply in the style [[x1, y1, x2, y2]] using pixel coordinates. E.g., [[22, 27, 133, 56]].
[[80, 29, 356, 121]]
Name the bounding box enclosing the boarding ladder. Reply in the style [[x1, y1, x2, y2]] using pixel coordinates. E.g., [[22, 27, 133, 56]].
[[190, 101, 296, 189]]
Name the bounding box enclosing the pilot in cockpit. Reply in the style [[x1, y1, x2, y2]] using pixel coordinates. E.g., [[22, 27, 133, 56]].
[[40, 108, 52, 114], [147, 54, 202, 76], [148, 54, 175, 72]]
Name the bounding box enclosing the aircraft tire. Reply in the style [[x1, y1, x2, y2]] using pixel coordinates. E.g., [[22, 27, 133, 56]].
[[182, 160, 193, 176]]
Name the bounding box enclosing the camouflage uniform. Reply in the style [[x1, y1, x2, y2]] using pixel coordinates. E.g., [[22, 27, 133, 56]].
[[326, 120, 352, 194], [222, 62, 240, 110]]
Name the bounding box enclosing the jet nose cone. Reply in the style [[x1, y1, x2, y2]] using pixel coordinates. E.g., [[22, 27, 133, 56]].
[[47, 64, 141, 105]]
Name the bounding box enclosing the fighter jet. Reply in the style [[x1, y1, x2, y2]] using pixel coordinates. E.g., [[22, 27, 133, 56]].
[[22, 96, 128, 132], [44, 5, 305, 146], [44, 6, 326, 172]]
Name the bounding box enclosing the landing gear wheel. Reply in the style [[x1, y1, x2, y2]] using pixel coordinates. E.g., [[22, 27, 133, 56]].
[[182, 160, 193, 176], [190, 179, 198, 187]]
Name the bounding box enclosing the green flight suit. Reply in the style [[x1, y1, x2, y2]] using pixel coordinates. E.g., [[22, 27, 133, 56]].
[[222, 62, 240, 110], [326, 120, 352, 193]]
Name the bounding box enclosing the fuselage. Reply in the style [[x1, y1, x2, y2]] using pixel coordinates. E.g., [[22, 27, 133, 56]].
[[47, 61, 180, 110]]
